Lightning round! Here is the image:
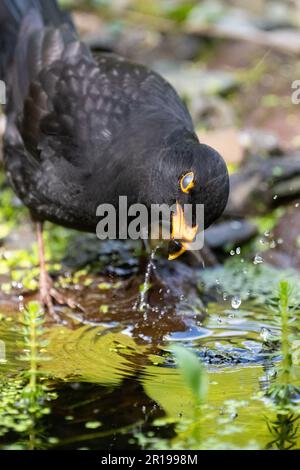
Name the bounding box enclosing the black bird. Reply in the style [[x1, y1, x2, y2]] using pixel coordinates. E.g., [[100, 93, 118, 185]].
[[0, 0, 229, 318]]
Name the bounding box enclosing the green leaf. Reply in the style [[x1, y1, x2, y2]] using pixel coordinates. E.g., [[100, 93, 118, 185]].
[[171, 345, 208, 403]]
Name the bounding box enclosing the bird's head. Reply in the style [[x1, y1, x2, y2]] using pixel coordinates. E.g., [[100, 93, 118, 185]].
[[145, 131, 229, 259]]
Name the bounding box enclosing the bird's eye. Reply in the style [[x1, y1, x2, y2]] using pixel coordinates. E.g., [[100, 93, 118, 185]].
[[180, 172, 195, 193]]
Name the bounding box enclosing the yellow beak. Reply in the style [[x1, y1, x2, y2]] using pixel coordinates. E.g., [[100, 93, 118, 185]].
[[168, 202, 198, 260]]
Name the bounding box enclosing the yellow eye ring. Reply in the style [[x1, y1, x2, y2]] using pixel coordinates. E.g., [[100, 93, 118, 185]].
[[180, 172, 195, 194]]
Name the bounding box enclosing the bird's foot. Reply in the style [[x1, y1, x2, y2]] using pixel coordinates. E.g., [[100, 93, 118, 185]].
[[40, 272, 81, 321]]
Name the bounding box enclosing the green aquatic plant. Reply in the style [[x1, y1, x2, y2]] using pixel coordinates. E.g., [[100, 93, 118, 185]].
[[19, 301, 53, 413], [0, 301, 55, 449], [135, 346, 210, 450], [151, 345, 209, 450], [264, 281, 300, 450], [140, 348, 261, 450], [197, 267, 300, 449], [171, 346, 207, 448], [266, 412, 299, 450], [171, 345, 208, 406], [266, 281, 300, 405]]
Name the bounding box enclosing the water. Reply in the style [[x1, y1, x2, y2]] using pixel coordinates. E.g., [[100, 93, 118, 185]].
[[231, 295, 242, 310], [137, 247, 158, 312], [0, 241, 299, 450], [254, 255, 264, 265]]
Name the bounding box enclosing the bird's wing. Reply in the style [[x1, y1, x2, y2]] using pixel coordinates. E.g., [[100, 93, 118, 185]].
[[16, 37, 142, 173], [6, 6, 193, 179], [19, 48, 193, 171], [11, 19, 97, 169]]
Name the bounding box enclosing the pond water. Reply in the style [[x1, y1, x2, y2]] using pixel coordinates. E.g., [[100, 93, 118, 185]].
[[0, 237, 299, 450]]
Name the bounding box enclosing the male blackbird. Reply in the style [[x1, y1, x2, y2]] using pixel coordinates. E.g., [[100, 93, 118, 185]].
[[0, 0, 229, 318]]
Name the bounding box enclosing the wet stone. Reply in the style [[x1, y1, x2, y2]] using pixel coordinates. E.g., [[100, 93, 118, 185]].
[[205, 220, 258, 249], [263, 202, 300, 270], [239, 128, 282, 157], [226, 154, 300, 216]]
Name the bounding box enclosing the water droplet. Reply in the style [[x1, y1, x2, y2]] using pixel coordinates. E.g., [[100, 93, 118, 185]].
[[273, 194, 278, 200], [260, 327, 270, 342], [253, 254, 263, 265], [264, 231, 270, 237], [230, 249, 235, 256], [236, 247, 241, 255], [231, 295, 241, 309]]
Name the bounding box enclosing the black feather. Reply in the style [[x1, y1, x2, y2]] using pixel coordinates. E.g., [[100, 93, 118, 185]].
[[1, 0, 229, 237]]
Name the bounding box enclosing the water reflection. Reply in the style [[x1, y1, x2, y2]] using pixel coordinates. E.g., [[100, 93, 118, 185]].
[[266, 412, 299, 450], [0, 240, 299, 449]]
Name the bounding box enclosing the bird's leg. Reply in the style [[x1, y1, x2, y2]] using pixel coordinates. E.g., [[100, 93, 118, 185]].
[[36, 221, 60, 320], [35, 221, 78, 321]]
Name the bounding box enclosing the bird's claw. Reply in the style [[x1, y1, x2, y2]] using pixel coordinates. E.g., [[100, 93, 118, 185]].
[[49, 287, 80, 310], [40, 273, 83, 321]]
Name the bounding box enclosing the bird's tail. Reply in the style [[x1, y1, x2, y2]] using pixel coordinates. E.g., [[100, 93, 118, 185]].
[[0, 0, 73, 82]]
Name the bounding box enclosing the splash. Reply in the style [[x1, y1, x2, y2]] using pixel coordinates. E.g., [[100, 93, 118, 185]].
[[138, 247, 158, 313]]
